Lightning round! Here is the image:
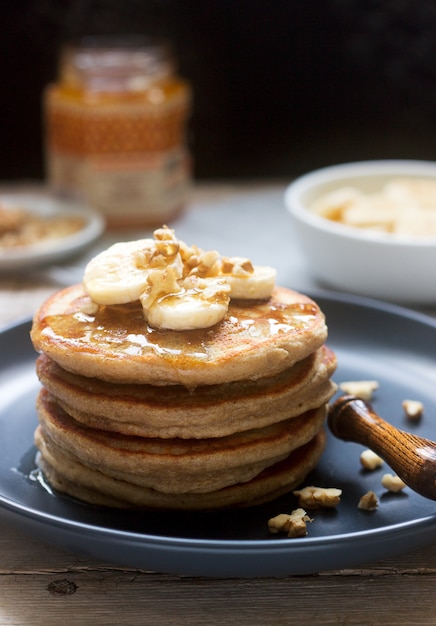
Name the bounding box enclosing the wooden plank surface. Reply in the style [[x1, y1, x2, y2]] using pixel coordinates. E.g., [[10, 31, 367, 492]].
[[0, 518, 436, 625], [1, 572, 436, 626]]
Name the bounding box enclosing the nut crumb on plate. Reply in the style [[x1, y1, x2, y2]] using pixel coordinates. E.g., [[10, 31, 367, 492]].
[[268, 508, 312, 538], [381, 473, 407, 493], [293, 485, 342, 509], [360, 449, 384, 471], [358, 491, 379, 511], [338, 380, 379, 401], [402, 399, 424, 421]]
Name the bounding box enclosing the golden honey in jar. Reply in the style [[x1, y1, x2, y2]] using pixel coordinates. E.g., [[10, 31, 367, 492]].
[[44, 36, 191, 228]]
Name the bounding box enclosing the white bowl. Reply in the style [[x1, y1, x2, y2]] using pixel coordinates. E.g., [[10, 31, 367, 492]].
[[284, 160, 436, 305]]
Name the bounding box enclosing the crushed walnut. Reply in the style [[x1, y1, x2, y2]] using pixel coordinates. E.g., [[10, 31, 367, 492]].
[[338, 380, 379, 401], [360, 449, 384, 471], [358, 491, 379, 511], [402, 399, 424, 421], [268, 508, 312, 538], [0, 204, 86, 249], [293, 485, 342, 509], [381, 473, 407, 493]]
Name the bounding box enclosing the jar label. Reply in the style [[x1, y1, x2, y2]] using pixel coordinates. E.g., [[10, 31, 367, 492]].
[[44, 84, 191, 227], [47, 147, 190, 226]]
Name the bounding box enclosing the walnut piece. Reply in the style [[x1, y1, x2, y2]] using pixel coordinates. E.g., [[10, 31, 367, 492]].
[[221, 256, 254, 276], [191, 249, 221, 277], [268, 508, 312, 538], [360, 449, 384, 471], [381, 473, 407, 493], [338, 380, 379, 401], [402, 399, 424, 421], [293, 485, 342, 509], [358, 491, 379, 511]]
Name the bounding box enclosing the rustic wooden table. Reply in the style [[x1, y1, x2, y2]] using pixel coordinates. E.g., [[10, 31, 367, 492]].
[[0, 182, 435, 626]]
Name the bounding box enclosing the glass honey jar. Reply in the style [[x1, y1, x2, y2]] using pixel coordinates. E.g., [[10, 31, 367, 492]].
[[44, 36, 192, 229]]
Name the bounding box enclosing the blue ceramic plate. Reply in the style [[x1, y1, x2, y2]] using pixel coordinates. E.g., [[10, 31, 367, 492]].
[[0, 291, 435, 577]]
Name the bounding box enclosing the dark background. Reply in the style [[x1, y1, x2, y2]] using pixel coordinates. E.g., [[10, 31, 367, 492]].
[[2, 0, 436, 181]]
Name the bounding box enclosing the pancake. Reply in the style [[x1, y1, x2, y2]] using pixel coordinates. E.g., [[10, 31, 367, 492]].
[[35, 427, 327, 510], [31, 239, 336, 511], [36, 388, 327, 494], [30, 283, 328, 387], [36, 346, 337, 438]]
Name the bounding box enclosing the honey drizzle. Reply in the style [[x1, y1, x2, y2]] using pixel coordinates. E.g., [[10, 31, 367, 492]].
[[41, 298, 318, 366]]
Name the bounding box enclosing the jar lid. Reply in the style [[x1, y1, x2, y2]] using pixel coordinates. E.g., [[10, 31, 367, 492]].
[[60, 36, 174, 92]]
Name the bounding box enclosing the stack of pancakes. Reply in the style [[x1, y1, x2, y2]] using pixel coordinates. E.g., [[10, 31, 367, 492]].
[[31, 283, 337, 510]]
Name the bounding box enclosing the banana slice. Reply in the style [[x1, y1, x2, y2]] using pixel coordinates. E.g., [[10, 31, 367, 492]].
[[82, 228, 276, 330], [141, 277, 231, 330], [83, 238, 184, 306], [83, 239, 156, 305], [218, 257, 276, 299], [225, 266, 276, 299]]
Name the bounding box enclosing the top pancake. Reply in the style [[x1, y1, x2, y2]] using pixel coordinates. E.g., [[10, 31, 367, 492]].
[[30, 284, 328, 387]]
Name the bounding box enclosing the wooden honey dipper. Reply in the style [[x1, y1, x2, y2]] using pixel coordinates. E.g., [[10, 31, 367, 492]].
[[328, 395, 436, 500]]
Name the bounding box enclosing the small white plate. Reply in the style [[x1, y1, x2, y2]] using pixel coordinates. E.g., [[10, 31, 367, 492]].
[[0, 193, 105, 270]]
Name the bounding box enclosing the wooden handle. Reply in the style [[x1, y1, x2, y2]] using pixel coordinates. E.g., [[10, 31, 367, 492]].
[[328, 395, 436, 500]]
